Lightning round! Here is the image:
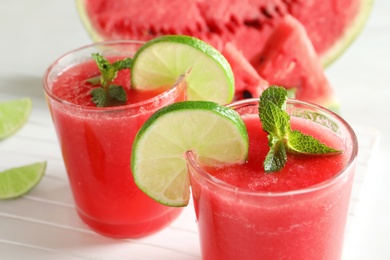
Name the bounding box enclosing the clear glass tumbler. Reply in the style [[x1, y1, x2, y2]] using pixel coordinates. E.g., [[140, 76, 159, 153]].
[[43, 40, 185, 238], [187, 98, 358, 259]]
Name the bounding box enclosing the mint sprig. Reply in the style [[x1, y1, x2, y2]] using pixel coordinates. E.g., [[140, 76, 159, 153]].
[[259, 86, 342, 173], [89, 53, 132, 107]]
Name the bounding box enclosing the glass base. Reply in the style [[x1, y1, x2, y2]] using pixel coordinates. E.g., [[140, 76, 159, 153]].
[[76, 207, 183, 239]]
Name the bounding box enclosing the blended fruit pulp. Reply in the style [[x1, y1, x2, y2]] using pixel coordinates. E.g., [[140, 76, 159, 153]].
[[49, 57, 184, 238], [190, 113, 355, 259]]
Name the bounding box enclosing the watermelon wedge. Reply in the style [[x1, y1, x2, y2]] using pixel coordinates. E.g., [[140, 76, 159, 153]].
[[252, 15, 337, 109], [221, 42, 269, 101], [75, 0, 373, 67]]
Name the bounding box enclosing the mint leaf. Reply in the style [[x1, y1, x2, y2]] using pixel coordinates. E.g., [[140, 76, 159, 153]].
[[89, 53, 132, 107], [287, 130, 341, 154], [92, 53, 117, 86], [264, 139, 287, 173], [260, 85, 288, 110], [258, 86, 342, 173], [113, 58, 133, 71], [108, 85, 127, 103], [91, 87, 107, 107], [260, 101, 290, 140], [86, 75, 101, 85]]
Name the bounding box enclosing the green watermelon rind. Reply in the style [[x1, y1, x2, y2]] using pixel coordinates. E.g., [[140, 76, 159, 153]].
[[321, 0, 374, 67], [76, 0, 104, 42]]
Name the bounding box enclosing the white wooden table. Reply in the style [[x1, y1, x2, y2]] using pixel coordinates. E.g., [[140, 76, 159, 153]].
[[1, 1, 389, 259]]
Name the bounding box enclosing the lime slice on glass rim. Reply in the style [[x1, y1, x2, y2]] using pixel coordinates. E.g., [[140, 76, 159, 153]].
[[0, 161, 47, 199], [131, 101, 249, 207], [131, 35, 235, 105], [0, 98, 32, 140]]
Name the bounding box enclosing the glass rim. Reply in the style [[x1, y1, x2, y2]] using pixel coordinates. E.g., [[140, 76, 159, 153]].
[[42, 39, 182, 113], [186, 98, 359, 197]]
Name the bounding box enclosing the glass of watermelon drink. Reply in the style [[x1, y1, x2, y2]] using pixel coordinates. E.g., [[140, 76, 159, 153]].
[[43, 40, 185, 238], [187, 98, 358, 259]]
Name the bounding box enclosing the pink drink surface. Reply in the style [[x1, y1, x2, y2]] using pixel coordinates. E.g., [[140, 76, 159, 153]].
[[49, 57, 184, 238], [191, 114, 354, 259], [205, 114, 349, 192], [52, 57, 166, 107]]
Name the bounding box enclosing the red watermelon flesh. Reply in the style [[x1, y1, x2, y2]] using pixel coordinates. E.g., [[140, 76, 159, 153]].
[[221, 42, 269, 100], [81, 0, 365, 65], [252, 15, 337, 107], [85, 0, 207, 40], [287, 0, 360, 62]]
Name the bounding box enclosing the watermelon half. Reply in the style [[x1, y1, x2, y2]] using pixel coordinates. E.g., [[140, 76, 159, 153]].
[[75, 0, 373, 67]]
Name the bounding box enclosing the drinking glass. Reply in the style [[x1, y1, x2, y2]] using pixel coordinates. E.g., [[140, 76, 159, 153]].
[[43, 40, 185, 238], [187, 98, 358, 259]]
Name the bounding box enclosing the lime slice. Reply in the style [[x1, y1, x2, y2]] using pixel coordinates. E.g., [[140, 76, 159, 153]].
[[131, 35, 235, 105], [0, 161, 47, 199], [131, 101, 248, 206], [0, 98, 32, 140]]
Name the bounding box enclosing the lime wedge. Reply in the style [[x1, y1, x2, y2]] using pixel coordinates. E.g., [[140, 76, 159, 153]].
[[0, 161, 47, 199], [131, 35, 235, 105], [131, 101, 248, 206], [0, 98, 32, 140]]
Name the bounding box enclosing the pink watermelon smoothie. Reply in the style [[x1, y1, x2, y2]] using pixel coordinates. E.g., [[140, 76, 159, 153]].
[[188, 99, 357, 259], [43, 41, 185, 238]]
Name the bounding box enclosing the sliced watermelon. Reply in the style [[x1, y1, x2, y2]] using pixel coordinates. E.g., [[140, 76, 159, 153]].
[[252, 15, 338, 109], [222, 42, 269, 100], [76, 0, 373, 67]]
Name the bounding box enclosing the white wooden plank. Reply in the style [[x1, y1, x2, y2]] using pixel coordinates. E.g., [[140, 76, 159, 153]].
[[0, 215, 200, 260]]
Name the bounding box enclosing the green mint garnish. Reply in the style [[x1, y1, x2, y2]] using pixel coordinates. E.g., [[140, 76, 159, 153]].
[[89, 53, 132, 107], [90, 87, 107, 107], [86, 75, 101, 85], [259, 86, 342, 173]]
